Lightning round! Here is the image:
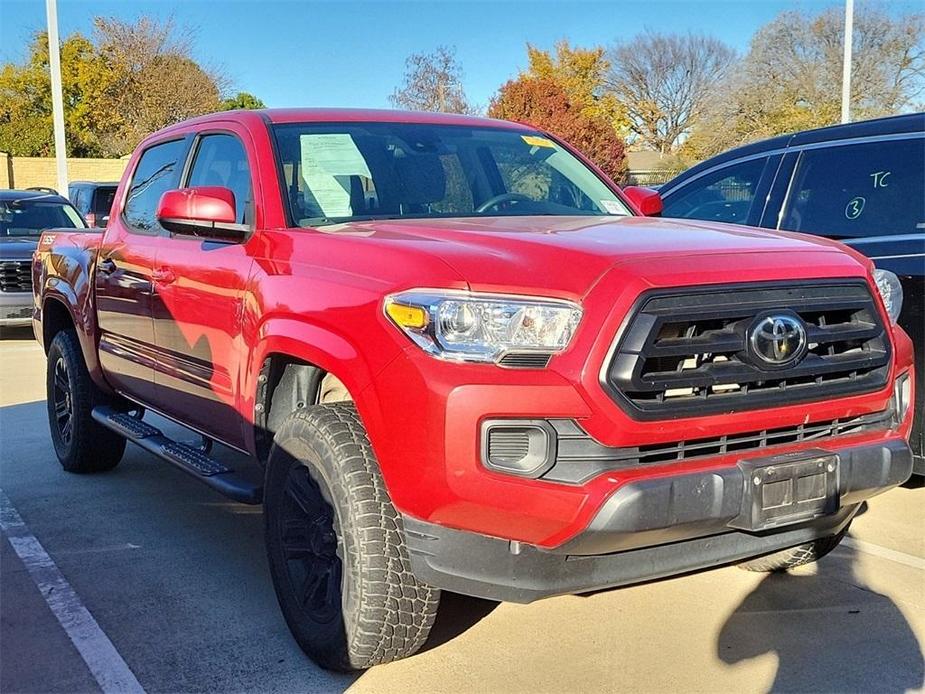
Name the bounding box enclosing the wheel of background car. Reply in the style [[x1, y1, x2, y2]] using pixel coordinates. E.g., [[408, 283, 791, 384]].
[[737, 527, 848, 572], [263, 403, 440, 671], [475, 192, 532, 213]]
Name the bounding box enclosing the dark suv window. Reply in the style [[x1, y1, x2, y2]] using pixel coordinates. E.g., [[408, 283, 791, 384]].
[[187, 134, 252, 224], [0, 198, 85, 237], [662, 157, 768, 224], [93, 186, 117, 220], [781, 138, 925, 238], [69, 186, 87, 214], [123, 139, 187, 232]]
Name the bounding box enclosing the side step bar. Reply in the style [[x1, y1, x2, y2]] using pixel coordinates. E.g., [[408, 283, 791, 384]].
[[92, 406, 262, 504]]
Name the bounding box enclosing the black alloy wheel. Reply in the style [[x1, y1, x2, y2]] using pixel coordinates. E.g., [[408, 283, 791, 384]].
[[280, 464, 344, 625], [51, 356, 74, 446]]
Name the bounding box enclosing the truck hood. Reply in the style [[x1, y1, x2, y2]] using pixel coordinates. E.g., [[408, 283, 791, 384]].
[[329, 215, 866, 296], [0, 237, 39, 261]]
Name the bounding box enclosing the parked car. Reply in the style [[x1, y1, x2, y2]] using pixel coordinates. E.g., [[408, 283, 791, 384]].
[[658, 113, 924, 474], [33, 109, 914, 671], [68, 181, 119, 227], [0, 189, 86, 327]]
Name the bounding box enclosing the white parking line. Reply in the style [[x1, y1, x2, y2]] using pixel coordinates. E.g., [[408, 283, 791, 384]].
[[0, 490, 145, 694], [844, 536, 925, 571]]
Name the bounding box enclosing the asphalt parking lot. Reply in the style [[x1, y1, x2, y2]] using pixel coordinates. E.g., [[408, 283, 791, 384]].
[[1, 325, 923, 694]]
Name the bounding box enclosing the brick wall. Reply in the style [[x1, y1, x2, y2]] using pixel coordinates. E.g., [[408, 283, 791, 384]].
[[0, 152, 129, 192]]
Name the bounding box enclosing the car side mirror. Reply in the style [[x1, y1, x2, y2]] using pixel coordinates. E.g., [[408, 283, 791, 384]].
[[622, 186, 664, 217], [156, 187, 248, 241]]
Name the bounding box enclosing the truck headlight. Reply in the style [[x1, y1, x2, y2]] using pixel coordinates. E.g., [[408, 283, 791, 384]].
[[384, 290, 582, 364], [873, 269, 903, 324]]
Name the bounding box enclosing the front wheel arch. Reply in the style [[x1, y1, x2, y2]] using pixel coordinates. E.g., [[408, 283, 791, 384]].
[[254, 353, 357, 462]]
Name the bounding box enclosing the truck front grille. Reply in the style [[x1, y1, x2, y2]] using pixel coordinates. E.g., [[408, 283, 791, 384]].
[[603, 282, 891, 419], [0, 260, 32, 293]]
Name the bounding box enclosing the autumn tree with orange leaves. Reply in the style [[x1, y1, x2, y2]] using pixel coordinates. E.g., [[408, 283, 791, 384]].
[[488, 75, 627, 184]]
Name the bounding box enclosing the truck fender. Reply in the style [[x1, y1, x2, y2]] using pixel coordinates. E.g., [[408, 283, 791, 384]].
[[244, 316, 385, 453]]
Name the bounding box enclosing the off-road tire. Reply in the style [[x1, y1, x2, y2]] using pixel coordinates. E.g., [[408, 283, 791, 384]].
[[737, 528, 848, 572], [46, 329, 126, 473], [264, 403, 440, 671]]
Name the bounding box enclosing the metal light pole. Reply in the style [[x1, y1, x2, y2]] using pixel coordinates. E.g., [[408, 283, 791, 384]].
[[840, 0, 854, 124], [45, 0, 68, 193]]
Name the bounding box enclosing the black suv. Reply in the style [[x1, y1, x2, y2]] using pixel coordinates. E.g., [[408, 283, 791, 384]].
[[68, 181, 118, 227], [659, 113, 924, 473], [1, 189, 86, 326]]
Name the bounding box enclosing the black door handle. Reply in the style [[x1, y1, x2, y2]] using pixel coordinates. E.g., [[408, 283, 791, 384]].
[[98, 258, 118, 276]]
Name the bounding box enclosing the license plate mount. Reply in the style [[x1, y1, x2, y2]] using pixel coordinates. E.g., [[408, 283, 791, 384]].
[[730, 449, 839, 531]]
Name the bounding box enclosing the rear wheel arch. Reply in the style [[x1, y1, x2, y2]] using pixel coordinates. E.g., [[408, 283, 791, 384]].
[[42, 297, 75, 353], [41, 294, 109, 393]]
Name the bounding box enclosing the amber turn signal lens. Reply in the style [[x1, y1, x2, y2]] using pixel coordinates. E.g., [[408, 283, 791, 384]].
[[386, 302, 428, 329]]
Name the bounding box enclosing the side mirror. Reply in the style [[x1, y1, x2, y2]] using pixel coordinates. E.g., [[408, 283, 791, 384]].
[[622, 186, 664, 217], [156, 186, 247, 240]]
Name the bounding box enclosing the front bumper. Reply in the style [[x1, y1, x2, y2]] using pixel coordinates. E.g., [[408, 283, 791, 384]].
[[0, 292, 33, 326], [404, 439, 912, 603]]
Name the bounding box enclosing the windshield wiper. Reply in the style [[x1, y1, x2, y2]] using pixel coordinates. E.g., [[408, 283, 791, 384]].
[[302, 214, 408, 227]]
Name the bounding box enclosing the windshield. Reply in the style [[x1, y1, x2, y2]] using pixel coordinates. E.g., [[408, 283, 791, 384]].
[[272, 122, 631, 227], [0, 198, 86, 237]]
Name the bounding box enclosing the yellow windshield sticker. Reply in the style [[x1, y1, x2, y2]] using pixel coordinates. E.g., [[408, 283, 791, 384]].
[[521, 135, 556, 148]]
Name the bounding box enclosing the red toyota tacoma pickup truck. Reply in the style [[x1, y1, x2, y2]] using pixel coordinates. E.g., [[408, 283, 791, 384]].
[[33, 109, 915, 671]]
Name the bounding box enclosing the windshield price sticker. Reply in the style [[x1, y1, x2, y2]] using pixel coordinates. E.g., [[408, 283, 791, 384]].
[[521, 135, 556, 149], [600, 199, 624, 215]]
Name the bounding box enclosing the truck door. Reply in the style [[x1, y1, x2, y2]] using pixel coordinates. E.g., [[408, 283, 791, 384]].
[[149, 128, 256, 449], [95, 138, 189, 404]]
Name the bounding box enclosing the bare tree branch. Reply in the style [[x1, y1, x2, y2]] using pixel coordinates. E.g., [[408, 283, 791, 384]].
[[605, 31, 736, 153], [390, 46, 474, 114]]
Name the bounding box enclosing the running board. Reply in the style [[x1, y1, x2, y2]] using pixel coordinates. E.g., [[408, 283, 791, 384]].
[[92, 406, 262, 504]]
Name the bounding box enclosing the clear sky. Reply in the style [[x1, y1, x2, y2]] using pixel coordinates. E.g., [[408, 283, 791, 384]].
[[1, 0, 919, 109]]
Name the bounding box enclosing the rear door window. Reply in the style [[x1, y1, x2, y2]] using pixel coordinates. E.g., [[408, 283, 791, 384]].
[[780, 138, 925, 238], [123, 139, 187, 233], [661, 157, 769, 225]]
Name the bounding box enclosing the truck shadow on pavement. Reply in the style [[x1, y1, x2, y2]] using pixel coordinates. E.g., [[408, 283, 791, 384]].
[[0, 326, 35, 340], [717, 540, 924, 692], [418, 591, 499, 652]]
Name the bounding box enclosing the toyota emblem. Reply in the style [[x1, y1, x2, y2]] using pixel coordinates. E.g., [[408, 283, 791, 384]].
[[748, 314, 808, 367]]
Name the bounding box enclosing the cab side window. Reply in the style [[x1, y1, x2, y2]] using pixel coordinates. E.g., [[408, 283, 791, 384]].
[[781, 139, 925, 238], [186, 134, 252, 224], [662, 157, 767, 224], [123, 139, 187, 233]]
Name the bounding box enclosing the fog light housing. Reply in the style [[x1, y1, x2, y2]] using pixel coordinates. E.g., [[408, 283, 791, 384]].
[[893, 371, 912, 423], [480, 420, 556, 478]]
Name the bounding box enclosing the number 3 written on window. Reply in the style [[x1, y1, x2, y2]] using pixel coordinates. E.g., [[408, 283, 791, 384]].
[[845, 196, 865, 220]]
